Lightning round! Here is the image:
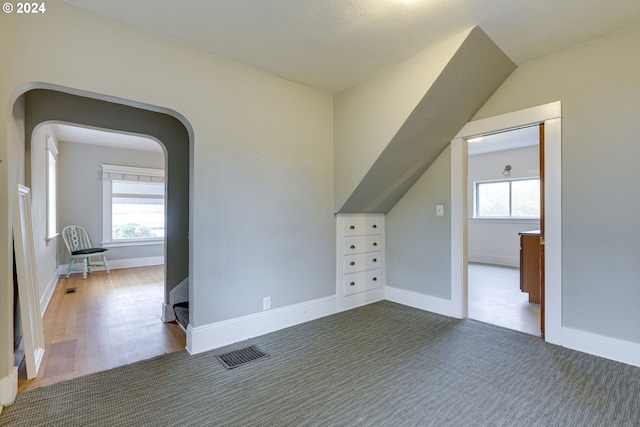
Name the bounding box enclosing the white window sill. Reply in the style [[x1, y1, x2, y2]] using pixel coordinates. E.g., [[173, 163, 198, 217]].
[[101, 238, 164, 248], [469, 217, 540, 225], [46, 233, 59, 243]]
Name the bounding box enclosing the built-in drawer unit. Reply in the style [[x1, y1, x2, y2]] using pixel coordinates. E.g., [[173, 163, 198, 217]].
[[336, 214, 385, 302]]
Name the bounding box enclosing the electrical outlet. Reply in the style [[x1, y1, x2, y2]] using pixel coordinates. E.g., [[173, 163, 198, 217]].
[[263, 296, 271, 310]]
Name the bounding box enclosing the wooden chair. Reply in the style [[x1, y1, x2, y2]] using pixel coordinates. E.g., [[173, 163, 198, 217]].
[[61, 225, 110, 279]]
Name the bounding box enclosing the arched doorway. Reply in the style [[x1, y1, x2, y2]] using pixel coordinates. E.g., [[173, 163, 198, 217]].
[[11, 83, 193, 387], [20, 84, 192, 312]]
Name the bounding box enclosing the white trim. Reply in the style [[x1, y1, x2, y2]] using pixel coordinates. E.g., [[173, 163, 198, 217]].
[[454, 102, 562, 140], [0, 367, 18, 407], [187, 295, 337, 355], [59, 255, 164, 276], [102, 238, 164, 248], [468, 218, 540, 225], [101, 164, 166, 246], [385, 286, 460, 318], [452, 101, 562, 338], [450, 138, 468, 319], [46, 135, 58, 240], [101, 164, 165, 180], [542, 117, 562, 344], [39, 268, 59, 316], [561, 327, 640, 368], [162, 303, 176, 323], [162, 277, 189, 322], [337, 288, 385, 312]]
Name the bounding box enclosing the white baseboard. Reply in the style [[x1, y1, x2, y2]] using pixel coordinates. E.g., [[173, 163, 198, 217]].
[[385, 286, 459, 318], [0, 366, 17, 407], [59, 256, 164, 276], [187, 295, 337, 355], [386, 286, 640, 368], [337, 288, 385, 312], [561, 326, 640, 368], [162, 303, 175, 323], [40, 269, 59, 316]]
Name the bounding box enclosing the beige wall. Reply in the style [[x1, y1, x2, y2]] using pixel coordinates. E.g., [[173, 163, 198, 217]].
[[472, 24, 640, 342], [386, 146, 451, 298], [333, 29, 472, 211], [0, 0, 334, 372]]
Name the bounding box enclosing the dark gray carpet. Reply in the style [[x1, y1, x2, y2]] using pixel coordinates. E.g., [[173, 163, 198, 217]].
[[2, 301, 639, 426]]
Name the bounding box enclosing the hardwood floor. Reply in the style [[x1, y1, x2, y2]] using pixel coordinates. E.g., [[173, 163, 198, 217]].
[[468, 262, 541, 336], [17, 266, 186, 392]]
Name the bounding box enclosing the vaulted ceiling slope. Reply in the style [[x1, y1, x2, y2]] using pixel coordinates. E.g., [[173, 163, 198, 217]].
[[63, 0, 640, 94], [335, 26, 516, 213]]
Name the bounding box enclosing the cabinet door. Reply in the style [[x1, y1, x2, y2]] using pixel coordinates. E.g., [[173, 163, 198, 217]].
[[521, 235, 541, 304]]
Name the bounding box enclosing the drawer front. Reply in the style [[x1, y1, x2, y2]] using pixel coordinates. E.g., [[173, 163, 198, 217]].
[[343, 251, 382, 274], [342, 217, 383, 237], [343, 270, 382, 296], [344, 235, 382, 255]]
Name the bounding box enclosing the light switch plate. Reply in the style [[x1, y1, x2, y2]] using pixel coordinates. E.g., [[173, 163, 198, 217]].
[[436, 205, 444, 216]]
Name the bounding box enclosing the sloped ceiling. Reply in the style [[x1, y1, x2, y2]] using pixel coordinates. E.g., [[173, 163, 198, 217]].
[[338, 27, 516, 213], [63, 0, 640, 94]]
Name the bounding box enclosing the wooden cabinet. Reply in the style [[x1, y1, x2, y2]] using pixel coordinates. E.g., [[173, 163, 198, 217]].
[[519, 230, 541, 304], [337, 214, 385, 310]]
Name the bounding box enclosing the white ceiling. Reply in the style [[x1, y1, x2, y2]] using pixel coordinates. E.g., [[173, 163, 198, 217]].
[[467, 125, 539, 156], [52, 124, 164, 153], [64, 0, 640, 94]]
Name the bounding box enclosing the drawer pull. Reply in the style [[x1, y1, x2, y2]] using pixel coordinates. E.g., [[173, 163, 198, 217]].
[[350, 245, 356, 249], [349, 225, 355, 230], [373, 242, 378, 247], [349, 281, 356, 286], [372, 258, 377, 263], [349, 261, 355, 266], [372, 277, 378, 281], [372, 224, 377, 229]]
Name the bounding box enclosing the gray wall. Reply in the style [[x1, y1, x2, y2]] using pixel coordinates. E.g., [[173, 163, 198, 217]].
[[57, 140, 165, 263], [472, 24, 640, 343], [1, 2, 335, 330], [334, 26, 515, 213], [386, 146, 451, 299]]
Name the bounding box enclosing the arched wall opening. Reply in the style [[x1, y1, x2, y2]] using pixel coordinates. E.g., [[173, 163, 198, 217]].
[[16, 84, 193, 320]]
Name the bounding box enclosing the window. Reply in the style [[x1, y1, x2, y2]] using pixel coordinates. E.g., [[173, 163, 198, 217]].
[[46, 136, 58, 239], [475, 177, 540, 218], [102, 164, 165, 246]]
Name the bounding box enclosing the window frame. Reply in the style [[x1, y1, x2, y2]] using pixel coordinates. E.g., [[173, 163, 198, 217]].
[[101, 164, 165, 248], [46, 136, 58, 240], [474, 176, 540, 219]]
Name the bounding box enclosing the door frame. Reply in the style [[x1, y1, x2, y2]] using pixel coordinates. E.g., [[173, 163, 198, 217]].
[[450, 101, 562, 344]]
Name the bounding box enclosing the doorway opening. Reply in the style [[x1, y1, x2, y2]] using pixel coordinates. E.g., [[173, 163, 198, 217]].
[[466, 125, 542, 336], [450, 101, 562, 344], [11, 83, 193, 390]]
